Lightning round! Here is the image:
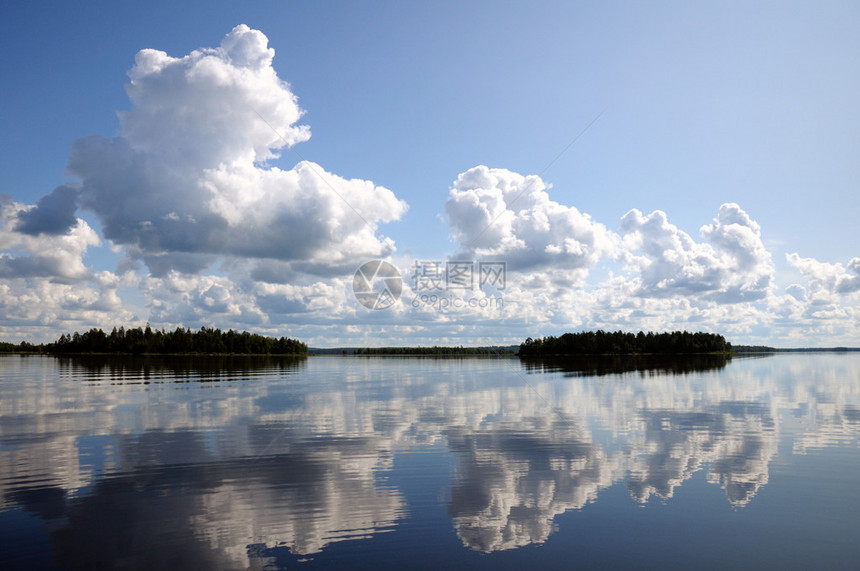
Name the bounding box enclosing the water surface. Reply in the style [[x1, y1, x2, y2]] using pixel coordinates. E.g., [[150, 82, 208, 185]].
[[1, 353, 859, 569]]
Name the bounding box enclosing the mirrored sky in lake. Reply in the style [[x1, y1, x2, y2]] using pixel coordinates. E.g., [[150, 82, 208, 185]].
[[2, 354, 859, 569]]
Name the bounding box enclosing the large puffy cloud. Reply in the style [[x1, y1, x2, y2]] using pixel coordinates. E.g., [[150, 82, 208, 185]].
[[121, 25, 309, 167], [620, 203, 773, 302], [66, 25, 406, 276], [445, 166, 615, 273]]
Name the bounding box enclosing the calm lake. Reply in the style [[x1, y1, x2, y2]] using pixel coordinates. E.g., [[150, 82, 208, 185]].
[[1, 353, 859, 569]]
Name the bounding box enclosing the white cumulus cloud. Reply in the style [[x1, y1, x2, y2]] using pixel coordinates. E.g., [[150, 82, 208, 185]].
[[0, 196, 99, 281], [620, 203, 773, 303], [66, 24, 406, 277], [445, 166, 615, 274], [787, 253, 860, 296]]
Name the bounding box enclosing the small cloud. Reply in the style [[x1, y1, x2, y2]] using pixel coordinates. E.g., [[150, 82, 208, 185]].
[[1, 197, 99, 281], [15, 185, 79, 236], [837, 258, 860, 294], [787, 253, 860, 295], [786, 284, 806, 301]]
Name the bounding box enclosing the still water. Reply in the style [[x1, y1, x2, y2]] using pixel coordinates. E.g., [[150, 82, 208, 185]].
[[1, 353, 859, 569]]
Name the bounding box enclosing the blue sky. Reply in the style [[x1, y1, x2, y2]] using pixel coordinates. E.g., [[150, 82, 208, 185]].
[[1, 1, 858, 346]]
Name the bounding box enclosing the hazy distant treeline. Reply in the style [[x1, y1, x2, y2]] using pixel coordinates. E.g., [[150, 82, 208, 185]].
[[519, 330, 731, 357], [43, 326, 308, 355], [0, 341, 40, 353], [355, 346, 514, 356], [731, 345, 777, 353]]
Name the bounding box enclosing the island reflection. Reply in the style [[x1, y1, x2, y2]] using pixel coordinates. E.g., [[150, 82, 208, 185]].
[[54, 354, 308, 382], [1, 353, 859, 563], [519, 353, 730, 377]]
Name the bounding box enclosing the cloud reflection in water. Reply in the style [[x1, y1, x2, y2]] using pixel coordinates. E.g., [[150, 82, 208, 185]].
[[1, 353, 859, 564]]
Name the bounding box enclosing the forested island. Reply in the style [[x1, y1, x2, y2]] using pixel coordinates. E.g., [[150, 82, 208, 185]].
[[1, 326, 307, 355], [518, 330, 731, 357]]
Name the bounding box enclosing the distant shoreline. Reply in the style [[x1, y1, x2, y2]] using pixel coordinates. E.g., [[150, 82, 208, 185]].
[[732, 346, 860, 353], [309, 346, 860, 356], [2, 348, 859, 358], [0, 345, 860, 358]]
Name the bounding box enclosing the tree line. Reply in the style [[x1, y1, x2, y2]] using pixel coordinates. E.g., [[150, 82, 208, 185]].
[[31, 326, 308, 355], [518, 330, 731, 357]]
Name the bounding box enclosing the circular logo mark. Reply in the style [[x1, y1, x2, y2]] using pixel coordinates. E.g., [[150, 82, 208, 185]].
[[353, 260, 402, 310]]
